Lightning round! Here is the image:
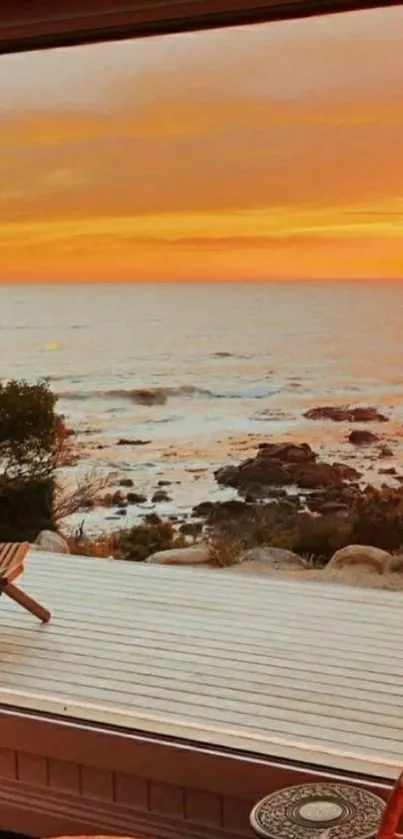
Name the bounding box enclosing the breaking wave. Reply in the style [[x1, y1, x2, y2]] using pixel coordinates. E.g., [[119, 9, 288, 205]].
[[58, 385, 215, 405], [57, 383, 283, 404]]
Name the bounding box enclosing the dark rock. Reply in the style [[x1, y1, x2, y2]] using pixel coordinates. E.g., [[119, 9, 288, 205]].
[[157, 480, 171, 487], [192, 501, 215, 518], [195, 499, 253, 525], [117, 438, 151, 446], [117, 508, 127, 516], [331, 463, 362, 480], [112, 490, 125, 505], [214, 465, 239, 487], [119, 478, 134, 488], [257, 442, 316, 463], [304, 406, 389, 423], [127, 492, 147, 504], [305, 484, 361, 513], [144, 512, 162, 524], [240, 483, 289, 502], [243, 486, 274, 502], [379, 467, 397, 475], [152, 490, 172, 503], [378, 444, 394, 458], [348, 429, 380, 445]]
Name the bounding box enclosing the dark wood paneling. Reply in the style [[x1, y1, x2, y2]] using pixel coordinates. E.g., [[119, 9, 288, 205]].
[[48, 758, 81, 794], [222, 796, 255, 835], [185, 789, 223, 828], [0, 709, 393, 800], [0, 748, 17, 780], [0, 707, 394, 839], [114, 773, 149, 809], [0, 0, 399, 55], [149, 781, 185, 818], [81, 766, 115, 801], [17, 752, 48, 786]]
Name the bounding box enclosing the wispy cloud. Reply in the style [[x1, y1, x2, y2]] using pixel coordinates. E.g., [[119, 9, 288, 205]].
[[0, 5, 402, 280]]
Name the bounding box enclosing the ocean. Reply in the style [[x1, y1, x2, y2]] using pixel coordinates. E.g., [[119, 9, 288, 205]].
[[1, 281, 403, 534]]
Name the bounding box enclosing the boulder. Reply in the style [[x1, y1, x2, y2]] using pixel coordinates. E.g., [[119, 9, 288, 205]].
[[237, 547, 307, 569], [304, 406, 388, 423], [348, 429, 379, 445], [378, 445, 394, 458], [146, 545, 211, 566], [388, 555, 403, 574], [35, 530, 70, 554], [119, 478, 134, 487], [152, 490, 172, 503], [257, 442, 316, 463], [328, 545, 391, 574], [192, 501, 215, 518], [127, 491, 147, 504]]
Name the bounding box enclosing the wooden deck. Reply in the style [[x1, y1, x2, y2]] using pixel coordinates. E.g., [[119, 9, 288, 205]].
[[0, 551, 401, 782]]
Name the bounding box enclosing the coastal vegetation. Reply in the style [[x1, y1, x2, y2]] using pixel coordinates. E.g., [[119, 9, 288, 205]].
[[0, 379, 104, 542]]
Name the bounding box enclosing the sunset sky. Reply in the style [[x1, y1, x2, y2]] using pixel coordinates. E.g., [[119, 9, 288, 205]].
[[0, 6, 402, 282]]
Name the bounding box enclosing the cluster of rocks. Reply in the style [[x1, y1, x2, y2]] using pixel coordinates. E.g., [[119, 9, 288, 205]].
[[143, 542, 403, 581], [101, 478, 174, 517], [215, 441, 361, 500], [303, 405, 389, 423]]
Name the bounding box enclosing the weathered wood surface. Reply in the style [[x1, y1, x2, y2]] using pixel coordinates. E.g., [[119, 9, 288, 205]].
[[0, 551, 401, 779]]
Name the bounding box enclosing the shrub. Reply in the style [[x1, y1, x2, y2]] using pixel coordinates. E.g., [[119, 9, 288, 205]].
[[0, 378, 71, 479], [113, 520, 186, 561], [208, 502, 353, 565], [350, 486, 403, 552], [0, 379, 72, 541]]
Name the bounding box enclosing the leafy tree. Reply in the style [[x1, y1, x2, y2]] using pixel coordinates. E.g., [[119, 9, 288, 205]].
[[0, 379, 72, 541], [0, 379, 71, 479]]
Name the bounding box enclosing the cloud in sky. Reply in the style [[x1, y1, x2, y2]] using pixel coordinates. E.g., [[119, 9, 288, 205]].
[[0, 5, 402, 281]]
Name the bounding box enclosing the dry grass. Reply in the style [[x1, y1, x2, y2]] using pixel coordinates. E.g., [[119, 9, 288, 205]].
[[66, 533, 115, 558], [208, 534, 244, 567]]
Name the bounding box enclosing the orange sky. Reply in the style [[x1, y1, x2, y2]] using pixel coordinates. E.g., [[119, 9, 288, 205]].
[[0, 6, 402, 282]]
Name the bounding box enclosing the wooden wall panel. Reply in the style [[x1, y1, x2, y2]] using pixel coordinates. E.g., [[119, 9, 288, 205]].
[[0, 708, 394, 839], [0, 0, 398, 55]]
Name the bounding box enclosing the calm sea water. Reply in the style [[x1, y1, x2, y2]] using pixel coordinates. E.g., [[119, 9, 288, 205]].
[[1, 281, 403, 531]]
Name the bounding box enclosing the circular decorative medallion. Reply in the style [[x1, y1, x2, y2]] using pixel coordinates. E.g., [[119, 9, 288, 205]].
[[250, 783, 385, 839]]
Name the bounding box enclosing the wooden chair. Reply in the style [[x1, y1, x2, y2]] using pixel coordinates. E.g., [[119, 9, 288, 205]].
[[0, 542, 51, 623], [377, 771, 403, 839]]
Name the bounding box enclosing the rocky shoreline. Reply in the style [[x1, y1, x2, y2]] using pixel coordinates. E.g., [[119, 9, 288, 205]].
[[62, 402, 403, 534], [52, 404, 403, 592]]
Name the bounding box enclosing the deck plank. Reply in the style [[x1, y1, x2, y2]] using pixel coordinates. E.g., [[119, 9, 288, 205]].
[[0, 551, 401, 780]]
